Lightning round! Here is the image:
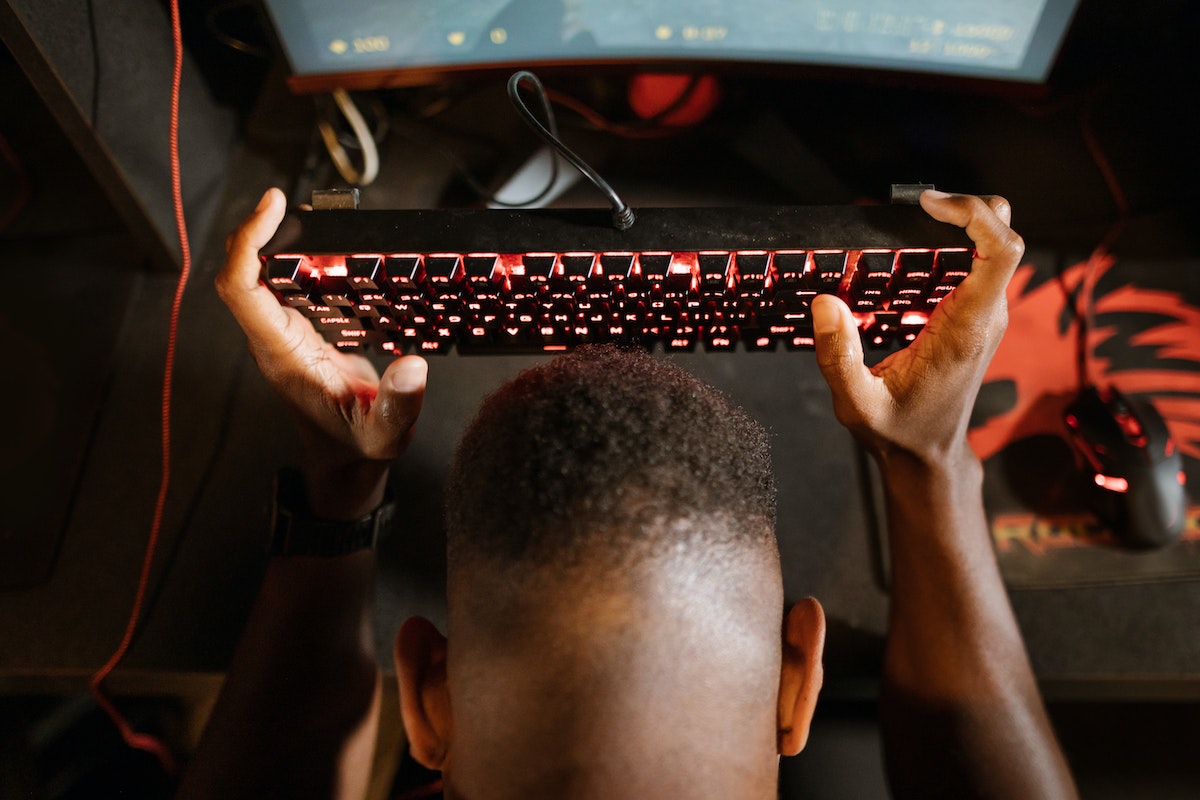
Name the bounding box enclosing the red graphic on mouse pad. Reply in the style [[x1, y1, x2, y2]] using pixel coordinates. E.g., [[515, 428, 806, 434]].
[[970, 255, 1200, 462], [964, 256, 1200, 584]]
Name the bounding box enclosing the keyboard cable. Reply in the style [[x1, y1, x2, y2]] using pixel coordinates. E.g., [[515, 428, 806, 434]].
[[507, 70, 636, 231]]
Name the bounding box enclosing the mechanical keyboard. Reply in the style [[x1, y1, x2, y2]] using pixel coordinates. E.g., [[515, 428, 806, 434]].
[[260, 204, 975, 355]]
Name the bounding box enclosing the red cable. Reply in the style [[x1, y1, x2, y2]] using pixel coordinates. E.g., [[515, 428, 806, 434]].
[[0, 132, 33, 233], [88, 0, 189, 775]]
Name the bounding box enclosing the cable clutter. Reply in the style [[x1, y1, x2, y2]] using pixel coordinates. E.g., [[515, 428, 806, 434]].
[[317, 70, 638, 232]]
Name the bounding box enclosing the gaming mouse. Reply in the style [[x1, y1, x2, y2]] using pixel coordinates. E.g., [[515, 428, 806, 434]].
[[1063, 386, 1187, 548]]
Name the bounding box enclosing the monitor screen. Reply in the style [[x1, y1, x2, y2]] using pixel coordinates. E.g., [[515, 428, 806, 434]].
[[263, 0, 1080, 93]]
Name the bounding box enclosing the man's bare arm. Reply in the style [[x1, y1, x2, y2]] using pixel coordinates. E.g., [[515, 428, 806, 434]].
[[813, 192, 1077, 798], [178, 190, 427, 800]]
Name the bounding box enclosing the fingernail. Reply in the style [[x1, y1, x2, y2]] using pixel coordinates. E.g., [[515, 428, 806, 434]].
[[254, 190, 274, 212], [922, 189, 952, 199], [812, 295, 842, 335], [389, 358, 427, 393]]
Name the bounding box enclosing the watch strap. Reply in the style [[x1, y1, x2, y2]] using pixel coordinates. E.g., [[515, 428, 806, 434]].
[[270, 468, 395, 557]]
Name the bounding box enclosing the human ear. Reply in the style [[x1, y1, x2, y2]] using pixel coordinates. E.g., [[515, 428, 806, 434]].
[[777, 597, 826, 756], [394, 616, 451, 770]]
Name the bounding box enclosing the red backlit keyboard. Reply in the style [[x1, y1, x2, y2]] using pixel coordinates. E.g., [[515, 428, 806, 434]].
[[260, 204, 975, 355]]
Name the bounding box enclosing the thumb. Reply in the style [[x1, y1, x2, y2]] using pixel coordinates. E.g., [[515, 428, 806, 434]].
[[366, 356, 428, 457], [812, 294, 872, 413]]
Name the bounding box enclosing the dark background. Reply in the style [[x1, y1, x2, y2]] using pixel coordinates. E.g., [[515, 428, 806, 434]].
[[1, 0, 1198, 797]]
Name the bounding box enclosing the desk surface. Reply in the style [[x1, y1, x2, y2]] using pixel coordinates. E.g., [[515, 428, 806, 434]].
[[2, 75, 1199, 701]]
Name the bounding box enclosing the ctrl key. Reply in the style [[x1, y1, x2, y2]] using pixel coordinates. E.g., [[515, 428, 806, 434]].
[[333, 333, 367, 352]]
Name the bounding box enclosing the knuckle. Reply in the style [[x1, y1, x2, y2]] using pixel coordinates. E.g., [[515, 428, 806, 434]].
[[967, 194, 989, 211], [960, 194, 991, 217], [983, 194, 1011, 217], [815, 346, 844, 376], [998, 230, 1026, 262], [816, 329, 856, 371], [818, 354, 855, 390]]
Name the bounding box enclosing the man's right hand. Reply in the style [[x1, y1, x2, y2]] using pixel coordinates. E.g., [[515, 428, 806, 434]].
[[216, 188, 427, 518]]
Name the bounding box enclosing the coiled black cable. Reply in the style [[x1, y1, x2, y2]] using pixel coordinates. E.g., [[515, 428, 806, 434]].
[[507, 70, 636, 230]]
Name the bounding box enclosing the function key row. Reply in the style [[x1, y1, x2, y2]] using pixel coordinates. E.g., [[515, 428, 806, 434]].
[[266, 249, 971, 298]]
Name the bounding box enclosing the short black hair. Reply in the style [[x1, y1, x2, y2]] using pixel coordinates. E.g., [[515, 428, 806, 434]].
[[446, 345, 776, 572]]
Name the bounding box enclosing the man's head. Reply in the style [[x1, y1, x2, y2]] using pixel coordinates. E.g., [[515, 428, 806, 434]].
[[395, 346, 825, 798]]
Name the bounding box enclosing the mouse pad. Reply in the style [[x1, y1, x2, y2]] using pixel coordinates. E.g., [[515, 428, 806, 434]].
[[969, 253, 1200, 588]]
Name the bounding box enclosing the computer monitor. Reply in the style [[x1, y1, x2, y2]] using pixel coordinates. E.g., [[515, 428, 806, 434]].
[[261, 0, 1081, 93]]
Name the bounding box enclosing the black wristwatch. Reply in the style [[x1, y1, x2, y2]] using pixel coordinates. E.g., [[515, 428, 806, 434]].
[[269, 468, 395, 557]]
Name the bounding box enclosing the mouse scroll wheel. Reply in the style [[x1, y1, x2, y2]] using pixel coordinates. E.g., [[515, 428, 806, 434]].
[[1115, 410, 1147, 445]]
